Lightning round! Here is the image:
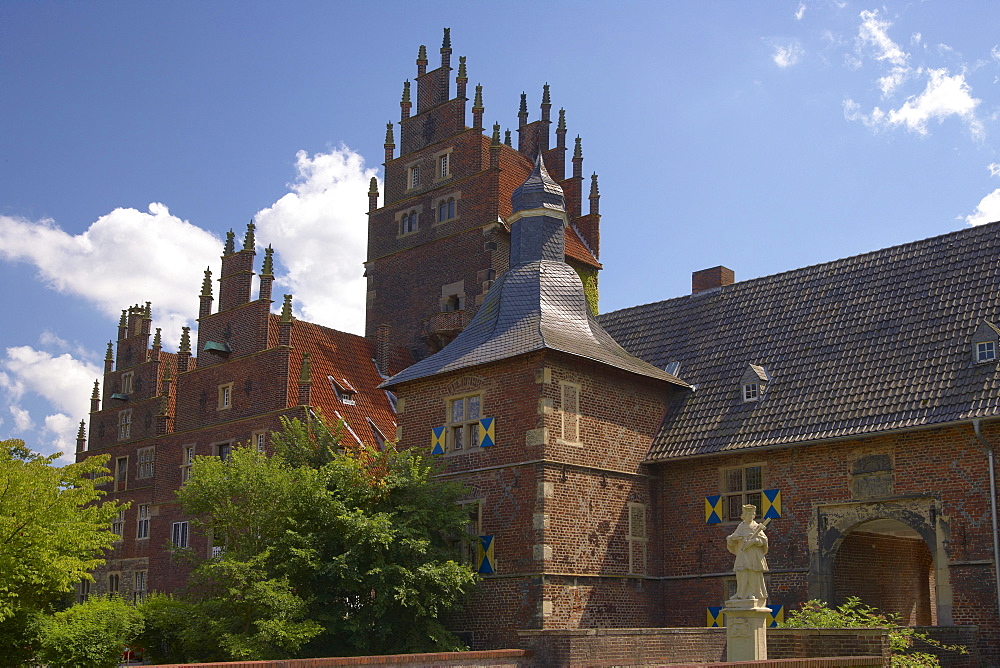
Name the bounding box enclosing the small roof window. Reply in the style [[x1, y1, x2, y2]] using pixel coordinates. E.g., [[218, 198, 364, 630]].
[[971, 320, 1000, 364], [740, 364, 770, 403], [328, 375, 357, 404]]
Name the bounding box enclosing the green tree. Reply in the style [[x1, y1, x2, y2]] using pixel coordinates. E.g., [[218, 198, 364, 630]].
[[163, 417, 478, 661], [781, 597, 966, 667], [0, 439, 125, 622], [34, 595, 144, 668]]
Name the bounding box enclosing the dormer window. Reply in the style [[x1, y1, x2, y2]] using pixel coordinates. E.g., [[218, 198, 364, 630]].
[[971, 320, 1000, 364], [740, 364, 770, 403], [329, 375, 356, 405]]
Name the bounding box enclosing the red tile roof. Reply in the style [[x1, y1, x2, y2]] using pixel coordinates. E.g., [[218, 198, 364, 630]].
[[564, 225, 601, 269]]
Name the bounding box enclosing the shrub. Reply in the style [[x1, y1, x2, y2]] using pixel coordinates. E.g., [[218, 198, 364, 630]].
[[35, 595, 144, 668]]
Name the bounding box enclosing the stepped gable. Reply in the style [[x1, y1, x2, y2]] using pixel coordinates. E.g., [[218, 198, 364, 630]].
[[382, 155, 686, 389], [284, 317, 405, 447], [598, 220, 1000, 460]]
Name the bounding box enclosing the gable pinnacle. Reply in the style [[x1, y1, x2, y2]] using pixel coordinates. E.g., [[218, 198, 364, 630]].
[[262, 245, 274, 276], [385, 122, 394, 144], [119, 310, 127, 328], [590, 173, 600, 197], [442, 27, 451, 50], [401, 80, 411, 104], [105, 341, 113, 362], [179, 327, 191, 354], [77, 420, 86, 439], [144, 301, 151, 318], [519, 92, 528, 116], [152, 327, 162, 348], [574, 135, 583, 160], [473, 84, 483, 110], [417, 44, 427, 62], [200, 267, 213, 297], [458, 55, 467, 79], [504, 129, 512, 147], [91, 380, 99, 400], [542, 83, 551, 106], [280, 294, 294, 323], [243, 220, 255, 251], [224, 229, 235, 255], [557, 108, 566, 132], [491, 123, 501, 146], [299, 352, 312, 384], [368, 176, 379, 195]]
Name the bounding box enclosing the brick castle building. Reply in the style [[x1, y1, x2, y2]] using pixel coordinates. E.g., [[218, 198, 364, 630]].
[[79, 29, 1000, 662]]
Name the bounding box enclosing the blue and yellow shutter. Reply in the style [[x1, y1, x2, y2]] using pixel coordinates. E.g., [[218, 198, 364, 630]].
[[706, 606, 724, 627], [705, 495, 723, 524], [477, 535, 495, 574], [762, 489, 782, 519], [766, 604, 783, 627], [431, 426, 445, 455], [479, 417, 495, 448]]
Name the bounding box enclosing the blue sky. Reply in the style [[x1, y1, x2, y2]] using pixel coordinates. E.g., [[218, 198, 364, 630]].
[[2, 1, 998, 461]]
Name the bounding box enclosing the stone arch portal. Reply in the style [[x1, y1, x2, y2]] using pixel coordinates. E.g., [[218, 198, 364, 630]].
[[808, 498, 952, 626]]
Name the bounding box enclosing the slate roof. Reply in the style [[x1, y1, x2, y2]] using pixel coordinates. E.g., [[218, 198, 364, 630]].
[[284, 317, 404, 448], [598, 221, 1000, 461], [381, 259, 688, 388]]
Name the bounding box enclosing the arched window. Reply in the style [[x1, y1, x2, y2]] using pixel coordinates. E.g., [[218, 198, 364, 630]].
[[401, 210, 418, 234], [437, 198, 457, 222]]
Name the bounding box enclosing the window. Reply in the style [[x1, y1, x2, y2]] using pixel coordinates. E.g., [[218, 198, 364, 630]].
[[438, 153, 450, 179], [457, 500, 482, 565], [120, 371, 134, 395], [977, 340, 996, 363], [181, 445, 195, 482], [137, 446, 154, 479], [78, 579, 90, 604], [115, 456, 127, 491], [400, 210, 418, 235], [133, 571, 147, 604], [218, 382, 233, 410], [329, 375, 357, 404], [112, 510, 125, 538], [437, 197, 456, 222], [108, 573, 120, 596], [740, 364, 769, 402], [136, 504, 150, 539], [118, 410, 132, 440], [627, 503, 648, 575], [253, 431, 266, 453], [408, 164, 421, 189], [722, 465, 763, 522], [448, 394, 481, 452], [215, 441, 232, 462], [560, 382, 581, 443], [171, 521, 189, 548], [743, 383, 760, 402]]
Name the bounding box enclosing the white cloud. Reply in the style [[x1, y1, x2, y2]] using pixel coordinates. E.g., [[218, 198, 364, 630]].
[[911, 32, 922, 47], [0, 204, 221, 350], [772, 42, 805, 68], [9, 405, 33, 432], [988, 163, 1000, 178], [878, 66, 910, 97], [966, 189, 1000, 226], [794, 2, 806, 21], [856, 9, 908, 67], [254, 147, 374, 335]]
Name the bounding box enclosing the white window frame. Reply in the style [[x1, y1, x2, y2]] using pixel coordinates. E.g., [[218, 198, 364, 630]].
[[218, 382, 233, 410], [252, 431, 267, 453], [181, 444, 195, 482], [560, 381, 581, 443], [133, 571, 147, 604], [438, 152, 450, 179], [408, 164, 421, 189], [171, 521, 189, 548], [136, 504, 150, 540], [977, 340, 997, 363], [118, 409, 132, 440], [447, 393, 482, 452], [743, 383, 760, 402], [112, 509, 125, 538], [136, 446, 154, 479], [722, 464, 764, 523]]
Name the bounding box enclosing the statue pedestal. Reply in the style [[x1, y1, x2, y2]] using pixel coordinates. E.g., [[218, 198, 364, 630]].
[[723, 598, 769, 662]]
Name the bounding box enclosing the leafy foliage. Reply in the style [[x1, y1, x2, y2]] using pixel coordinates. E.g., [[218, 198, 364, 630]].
[[159, 416, 478, 661], [0, 439, 125, 623], [34, 595, 144, 668], [782, 597, 966, 667]]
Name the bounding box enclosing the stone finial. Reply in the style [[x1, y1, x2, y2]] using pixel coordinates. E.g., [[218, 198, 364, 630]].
[[542, 83, 551, 106], [243, 220, 255, 251], [119, 310, 127, 328], [574, 135, 583, 160], [77, 420, 86, 439], [299, 352, 312, 383], [91, 380, 100, 400], [457, 55, 467, 79], [557, 108, 566, 133], [162, 362, 172, 381], [152, 327, 162, 349], [385, 122, 394, 145], [261, 245, 274, 277], [504, 130, 512, 147], [518, 92, 528, 126], [491, 123, 501, 146], [224, 229, 235, 255], [369, 176, 379, 195], [201, 268, 213, 297], [473, 84, 484, 110], [401, 80, 411, 104], [280, 294, 294, 323], [179, 327, 191, 354], [144, 301, 151, 318], [105, 341, 113, 362], [442, 27, 451, 50], [590, 173, 600, 198], [417, 44, 427, 62]]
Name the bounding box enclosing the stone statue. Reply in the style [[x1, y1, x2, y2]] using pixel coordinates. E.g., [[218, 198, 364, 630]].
[[726, 504, 769, 602]]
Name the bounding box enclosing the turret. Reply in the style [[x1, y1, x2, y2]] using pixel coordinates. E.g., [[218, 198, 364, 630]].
[[456, 55, 467, 100], [368, 177, 379, 213], [279, 294, 294, 347], [90, 380, 100, 413], [509, 154, 567, 266]]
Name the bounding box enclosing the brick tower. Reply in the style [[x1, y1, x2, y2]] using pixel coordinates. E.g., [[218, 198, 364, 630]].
[[365, 29, 603, 362]]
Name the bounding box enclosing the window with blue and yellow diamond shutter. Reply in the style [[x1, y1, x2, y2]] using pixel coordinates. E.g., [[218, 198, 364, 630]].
[[762, 489, 782, 519], [479, 417, 495, 447], [477, 535, 495, 574], [766, 604, 784, 627], [431, 426, 445, 455], [705, 495, 723, 524], [707, 607, 724, 627]]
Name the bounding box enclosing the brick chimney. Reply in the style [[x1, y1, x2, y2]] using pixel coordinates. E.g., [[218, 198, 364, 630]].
[[692, 266, 735, 294]]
